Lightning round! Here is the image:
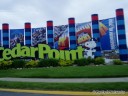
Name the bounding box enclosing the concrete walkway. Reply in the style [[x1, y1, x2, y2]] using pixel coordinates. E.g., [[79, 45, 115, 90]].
[[0, 77, 128, 83]]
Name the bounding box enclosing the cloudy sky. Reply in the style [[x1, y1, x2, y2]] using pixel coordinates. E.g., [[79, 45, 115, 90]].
[[0, 0, 128, 44]]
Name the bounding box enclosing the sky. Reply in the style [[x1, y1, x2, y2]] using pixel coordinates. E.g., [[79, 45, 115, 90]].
[[0, 0, 128, 44]]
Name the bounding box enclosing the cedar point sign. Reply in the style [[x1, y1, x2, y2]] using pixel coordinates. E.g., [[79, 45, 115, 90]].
[[0, 44, 84, 61], [0, 8, 128, 61]]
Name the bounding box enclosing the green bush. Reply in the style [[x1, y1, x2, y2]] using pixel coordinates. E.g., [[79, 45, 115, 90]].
[[25, 60, 38, 68], [74, 58, 89, 66], [94, 57, 105, 65], [113, 59, 123, 65], [58, 60, 74, 66], [12, 59, 26, 68], [0, 60, 12, 69], [38, 59, 59, 67], [87, 57, 94, 64]]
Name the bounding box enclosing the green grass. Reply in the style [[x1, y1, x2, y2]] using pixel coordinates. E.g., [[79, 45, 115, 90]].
[[0, 81, 128, 91], [0, 65, 128, 78]]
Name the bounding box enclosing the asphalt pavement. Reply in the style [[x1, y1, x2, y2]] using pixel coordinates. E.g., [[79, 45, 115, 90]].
[[0, 91, 66, 96]]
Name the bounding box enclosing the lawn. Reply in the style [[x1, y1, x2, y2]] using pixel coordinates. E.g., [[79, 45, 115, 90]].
[[0, 81, 128, 91], [0, 65, 128, 78]]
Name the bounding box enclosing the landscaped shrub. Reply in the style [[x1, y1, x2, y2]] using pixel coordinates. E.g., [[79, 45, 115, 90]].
[[94, 57, 105, 65], [87, 57, 94, 64], [25, 60, 38, 68], [113, 59, 123, 65], [38, 59, 59, 67], [58, 60, 74, 66], [48, 59, 59, 67], [0, 60, 12, 69], [74, 58, 89, 66], [12, 59, 26, 68]]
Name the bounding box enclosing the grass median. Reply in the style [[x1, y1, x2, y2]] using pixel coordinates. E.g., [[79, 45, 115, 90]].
[[0, 65, 128, 78], [0, 81, 128, 91]]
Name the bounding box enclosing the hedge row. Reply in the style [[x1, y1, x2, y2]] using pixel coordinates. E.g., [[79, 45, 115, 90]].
[[0, 57, 125, 69]]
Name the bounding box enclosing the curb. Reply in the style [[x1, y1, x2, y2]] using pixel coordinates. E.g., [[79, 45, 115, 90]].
[[0, 88, 128, 96]]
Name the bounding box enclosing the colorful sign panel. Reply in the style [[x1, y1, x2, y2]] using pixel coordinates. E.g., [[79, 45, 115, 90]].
[[10, 29, 24, 48], [32, 27, 46, 46], [54, 25, 69, 50], [99, 18, 117, 50], [76, 22, 92, 47]]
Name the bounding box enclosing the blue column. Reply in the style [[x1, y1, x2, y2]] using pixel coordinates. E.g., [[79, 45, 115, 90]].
[[91, 14, 102, 58], [47, 21, 54, 48], [68, 18, 77, 49], [116, 8, 128, 61], [2, 23, 9, 48], [25, 22, 31, 46]]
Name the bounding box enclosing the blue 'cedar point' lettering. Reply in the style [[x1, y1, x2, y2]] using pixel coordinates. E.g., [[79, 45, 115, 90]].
[[0, 43, 84, 61]]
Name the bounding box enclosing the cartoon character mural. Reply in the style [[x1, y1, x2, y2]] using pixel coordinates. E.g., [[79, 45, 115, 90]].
[[76, 22, 96, 58], [76, 22, 92, 47], [84, 39, 96, 58]]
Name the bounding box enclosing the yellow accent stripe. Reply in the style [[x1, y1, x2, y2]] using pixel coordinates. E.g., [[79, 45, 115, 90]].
[[0, 88, 128, 96]]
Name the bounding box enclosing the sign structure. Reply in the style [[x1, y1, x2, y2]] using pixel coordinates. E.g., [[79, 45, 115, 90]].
[[0, 8, 127, 61]]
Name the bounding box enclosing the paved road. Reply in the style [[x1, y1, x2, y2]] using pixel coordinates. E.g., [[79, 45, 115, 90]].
[[0, 91, 66, 96], [0, 77, 128, 83]]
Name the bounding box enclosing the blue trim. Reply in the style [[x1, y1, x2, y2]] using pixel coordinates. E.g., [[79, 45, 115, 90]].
[[118, 29, 125, 35], [119, 45, 127, 49], [48, 38, 53, 42], [93, 33, 100, 38], [119, 39, 127, 45], [92, 29, 99, 33], [117, 25, 125, 30], [69, 27, 75, 32], [92, 21, 98, 24], [47, 27, 53, 30], [3, 33, 8, 37], [25, 32, 31, 36], [47, 30, 53, 34], [116, 16, 124, 20], [25, 29, 31, 32], [118, 34, 126, 40], [70, 44, 76, 49], [3, 41, 9, 44], [117, 20, 124, 25], [69, 24, 75, 27], [25, 40, 31, 44], [70, 36, 76, 40], [119, 49, 128, 54], [92, 24, 99, 29]]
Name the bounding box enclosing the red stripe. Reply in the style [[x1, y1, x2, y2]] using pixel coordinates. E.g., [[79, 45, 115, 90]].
[[25, 23, 31, 28], [2, 24, 9, 30], [47, 21, 53, 26], [69, 19, 75, 24], [116, 10, 124, 16], [92, 16, 98, 21]]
